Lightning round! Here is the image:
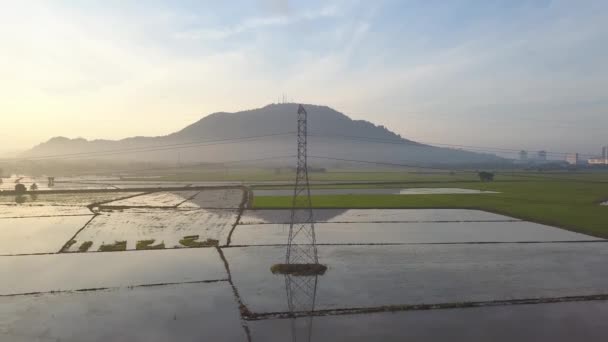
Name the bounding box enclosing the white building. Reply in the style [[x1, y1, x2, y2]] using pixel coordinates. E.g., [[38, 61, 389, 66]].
[[588, 158, 608, 165], [566, 153, 579, 165], [586, 146, 608, 165]]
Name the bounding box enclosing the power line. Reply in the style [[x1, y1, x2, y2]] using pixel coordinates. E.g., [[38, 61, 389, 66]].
[[3, 132, 296, 162], [1, 130, 599, 164], [309, 155, 477, 173], [308, 155, 606, 182], [308, 132, 599, 158], [87, 154, 296, 176]]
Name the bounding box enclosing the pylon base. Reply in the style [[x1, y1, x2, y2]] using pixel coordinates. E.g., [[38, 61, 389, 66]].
[[270, 263, 327, 276]]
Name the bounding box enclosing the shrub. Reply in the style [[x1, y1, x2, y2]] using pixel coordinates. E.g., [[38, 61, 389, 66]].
[[14, 183, 27, 193], [478, 171, 494, 182]]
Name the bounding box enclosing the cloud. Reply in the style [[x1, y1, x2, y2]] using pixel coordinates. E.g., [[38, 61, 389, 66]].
[[175, 3, 341, 41], [258, 0, 291, 15], [0, 0, 607, 154]]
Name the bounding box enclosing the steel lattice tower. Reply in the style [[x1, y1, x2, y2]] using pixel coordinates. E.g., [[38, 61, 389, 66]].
[[284, 104, 319, 342], [286, 104, 318, 265]]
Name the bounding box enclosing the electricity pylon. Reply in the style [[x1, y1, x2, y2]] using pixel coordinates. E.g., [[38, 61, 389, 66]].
[[284, 104, 320, 342], [286, 104, 318, 265]]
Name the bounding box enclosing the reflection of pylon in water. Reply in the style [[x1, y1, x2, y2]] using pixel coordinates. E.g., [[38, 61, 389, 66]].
[[285, 104, 319, 342], [285, 274, 318, 341]]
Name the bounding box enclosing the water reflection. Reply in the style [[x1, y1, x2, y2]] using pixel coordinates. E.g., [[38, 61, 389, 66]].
[[240, 209, 349, 224], [13, 194, 38, 204], [284, 274, 319, 342]]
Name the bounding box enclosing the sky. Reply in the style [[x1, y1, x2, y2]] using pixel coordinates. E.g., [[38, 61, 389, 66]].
[[0, 0, 607, 156]]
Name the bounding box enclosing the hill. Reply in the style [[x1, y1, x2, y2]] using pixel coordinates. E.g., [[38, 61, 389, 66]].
[[23, 103, 504, 167]]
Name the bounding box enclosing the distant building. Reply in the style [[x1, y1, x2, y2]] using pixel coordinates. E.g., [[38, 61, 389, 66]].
[[588, 158, 607, 165], [519, 150, 528, 161], [588, 145, 608, 165], [537, 150, 547, 161], [566, 153, 579, 165]]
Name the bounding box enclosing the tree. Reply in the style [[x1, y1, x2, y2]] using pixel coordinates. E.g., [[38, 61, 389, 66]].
[[478, 171, 494, 182], [14, 183, 27, 194], [30, 183, 38, 191]]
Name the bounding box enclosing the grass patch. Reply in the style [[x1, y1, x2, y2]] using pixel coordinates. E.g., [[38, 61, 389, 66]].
[[271, 263, 328, 276], [123, 168, 608, 183], [121, 168, 485, 183], [78, 241, 93, 252], [136, 239, 165, 250], [254, 178, 608, 238], [98, 241, 127, 252], [60, 239, 77, 252], [179, 235, 219, 248]]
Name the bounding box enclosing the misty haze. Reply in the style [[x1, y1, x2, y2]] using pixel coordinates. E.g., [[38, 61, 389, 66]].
[[1, 1, 607, 342]]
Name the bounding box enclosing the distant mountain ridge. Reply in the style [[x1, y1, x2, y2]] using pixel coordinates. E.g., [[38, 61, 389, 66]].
[[24, 103, 503, 166], [168, 104, 413, 143]]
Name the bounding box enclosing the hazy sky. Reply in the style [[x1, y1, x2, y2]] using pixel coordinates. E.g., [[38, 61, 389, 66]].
[[1, 0, 607, 155]]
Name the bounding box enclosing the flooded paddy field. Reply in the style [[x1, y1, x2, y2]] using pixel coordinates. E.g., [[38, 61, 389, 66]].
[[253, 187, 498, 196], [224, 244, 608, 313], [0, 192, 143, 206], [1, 188, 607, 341], [0, 176, 117, 191], [0, 248, 226, 295], [0, 216, 93, 255], [0, 174, 248, 198], [238, 208, 517, 224], [0, 176, 229, 192], [230, 221, 601, 245], [0, 282, 247, 342], [249, 300, 608, 342], [178, 188, 246, 209], [65, 209, 238, 251], [109, 181, 205, 189], [100, 188, 244, 209], [0, 205, 92, 218], [100, 191, 201, 208]]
